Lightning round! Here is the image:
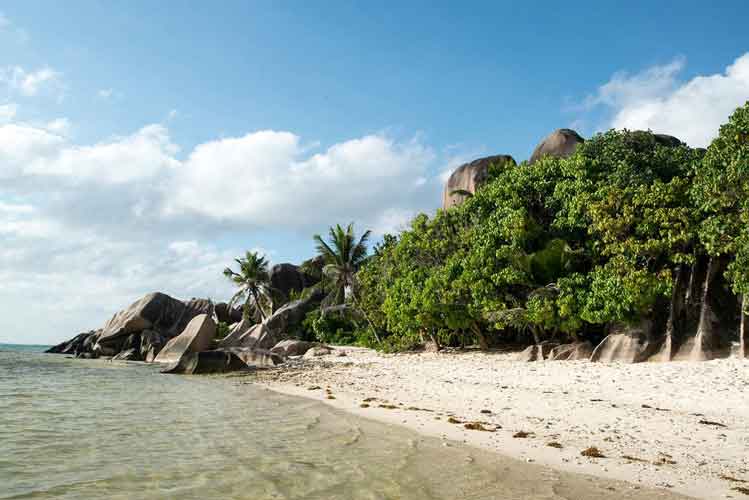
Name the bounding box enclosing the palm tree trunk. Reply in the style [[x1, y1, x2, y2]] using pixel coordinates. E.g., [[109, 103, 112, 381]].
[[250, 287, 265, 321]]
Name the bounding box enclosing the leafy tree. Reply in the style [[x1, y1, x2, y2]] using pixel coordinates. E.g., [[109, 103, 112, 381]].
[[694, 102, 749, 293], [551, 130, 702, 325], [223, 251, 273, 321]]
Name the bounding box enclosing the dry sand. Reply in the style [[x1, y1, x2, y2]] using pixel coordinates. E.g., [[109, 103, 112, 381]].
[[251, 347, 749, 500]]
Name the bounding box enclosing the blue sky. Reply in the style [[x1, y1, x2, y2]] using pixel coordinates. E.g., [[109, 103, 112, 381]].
[[1, 1, 748, 344]]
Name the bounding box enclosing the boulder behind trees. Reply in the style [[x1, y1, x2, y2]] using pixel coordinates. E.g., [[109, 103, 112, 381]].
[[529, 129, 584, 164], [442, 155, 516, 209]]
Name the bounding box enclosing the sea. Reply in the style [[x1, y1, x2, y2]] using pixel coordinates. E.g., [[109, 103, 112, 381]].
[[0, 344, 687, 500]]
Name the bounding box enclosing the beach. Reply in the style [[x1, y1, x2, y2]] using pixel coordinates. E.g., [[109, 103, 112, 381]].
[[253, 347, 749, 499]]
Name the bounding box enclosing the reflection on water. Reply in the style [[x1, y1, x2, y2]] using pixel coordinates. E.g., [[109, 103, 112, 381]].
[[0, 348, 686, 500]]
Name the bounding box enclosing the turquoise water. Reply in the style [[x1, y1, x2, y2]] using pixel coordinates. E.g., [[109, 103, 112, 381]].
[[0, 345, 687, 500]]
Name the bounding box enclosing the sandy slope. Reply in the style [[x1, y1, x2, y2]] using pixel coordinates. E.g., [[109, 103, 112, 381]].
[[251, 347, 749, 500]]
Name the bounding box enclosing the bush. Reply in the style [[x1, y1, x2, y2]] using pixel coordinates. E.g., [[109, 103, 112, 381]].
[[302, 308, 364, 345]]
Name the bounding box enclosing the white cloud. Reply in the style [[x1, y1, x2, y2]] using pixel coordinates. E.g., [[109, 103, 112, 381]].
[[166, 131, 436, 230], [45, 117, 70, 135], [580, 53, 749, 147], [0, 103, 17, 122], [97, 88, 114, 99], [0, 122, 178, 183], [1, 66, 62, 97], [0, 12, 9, 29]]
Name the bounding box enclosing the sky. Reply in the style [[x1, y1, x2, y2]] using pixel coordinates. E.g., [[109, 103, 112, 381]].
[[1, 1, 748, 344]]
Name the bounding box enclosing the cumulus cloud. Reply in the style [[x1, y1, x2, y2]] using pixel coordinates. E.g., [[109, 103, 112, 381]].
[[0, 122, 178, 183], [580, 53, 749, 147], [1, 66, 62, 97], [166, 130, 437, 230]]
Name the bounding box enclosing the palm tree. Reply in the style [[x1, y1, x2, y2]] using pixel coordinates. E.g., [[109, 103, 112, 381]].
[[313, 223, 371, 306], [224, 251, 273, 322], [314, 223, 380, 343]]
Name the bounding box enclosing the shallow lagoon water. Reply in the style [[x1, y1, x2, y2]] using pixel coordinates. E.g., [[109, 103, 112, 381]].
[[0, 346, 688, 500]]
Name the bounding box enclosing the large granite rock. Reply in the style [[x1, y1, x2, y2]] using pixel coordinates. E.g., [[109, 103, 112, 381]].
[[529, 129, 584, 164], [177, 298, 216, 334], [162, 350, 249, 375], [223, 347, 283, 367], [111, 348, 139, 361], [140, 330, 165, 363], [218, 323, 278, 350], [653, 133, 683, 147], [215, 302, 242, 324], [153, 314, 216, 364], [442, 155, 516, 209], [92, 293, 214, 357], [270, 340, 317, 357], [270, 263, 306, 303], [218, 318, 256, 347], [303, 345, 333, 358], [590, 320, 657, 363], [516, 342, 558, 362], [45, 331, 96, 355], [265, 288, 323, 337], [548, 341, 594, 361]]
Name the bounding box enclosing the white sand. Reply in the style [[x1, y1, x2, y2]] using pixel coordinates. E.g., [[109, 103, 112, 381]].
[[253, 347, 749, 499]]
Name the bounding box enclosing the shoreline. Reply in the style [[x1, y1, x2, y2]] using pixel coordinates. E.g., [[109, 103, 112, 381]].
[[251, 347, 749, 500]]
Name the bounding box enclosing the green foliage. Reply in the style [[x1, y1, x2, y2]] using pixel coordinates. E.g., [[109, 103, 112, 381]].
[[302, 308, 369, 345], [216, 321, 230, 340], [694, 101, 749, 294], [356, 125, 718, 351]]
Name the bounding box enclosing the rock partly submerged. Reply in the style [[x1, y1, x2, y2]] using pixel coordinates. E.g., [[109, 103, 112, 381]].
[[153, 314, 216, 364], [162, 350, 250, 375]]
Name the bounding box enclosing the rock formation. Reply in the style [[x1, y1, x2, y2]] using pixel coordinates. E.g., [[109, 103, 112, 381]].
[[442, 155, 516, 209], [269, 263, 306, 303], [162, 350, 249, 375], [218, 323, 278, 350], [215, 302, 242, 324], [153, 314, 216, 364], [529, 129, 584, 164], [270, 340, 317, 357], [223, 347, 283, 367], [47, 293, 216, 361], [516, 342, 558, 361], [548, 341, 594, 361]]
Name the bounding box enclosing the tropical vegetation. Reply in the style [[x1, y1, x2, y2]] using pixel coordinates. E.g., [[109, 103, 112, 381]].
[[227, 103, 749, 357]]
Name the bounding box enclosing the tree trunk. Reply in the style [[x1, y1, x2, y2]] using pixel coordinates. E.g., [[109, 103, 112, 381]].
[[657, 264, 688, 361], [740, 295, 749, 359], [470, 323, 489, 350], [677, 256, 735, 361], [250, 288, 265, 321], [351, 295, 381, 344]]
